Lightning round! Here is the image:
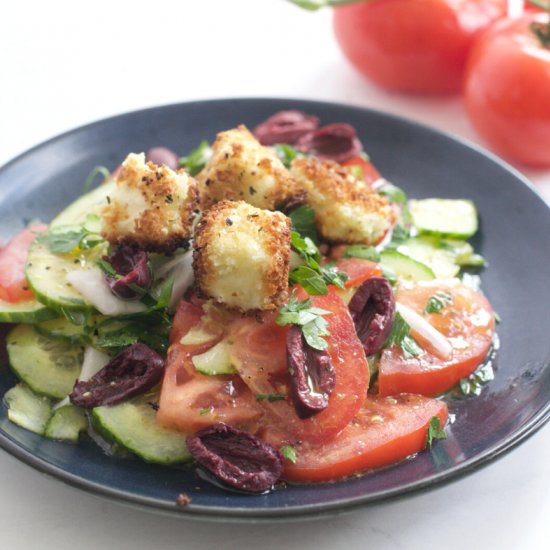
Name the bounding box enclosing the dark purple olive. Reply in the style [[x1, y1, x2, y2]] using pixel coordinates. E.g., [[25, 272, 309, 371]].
[[70, 343, 165, 408], [253, 110, 320, 146], [103, 245, 152, 300], [186, 423, 283, 493], [348, 277, 396, 356], [146, 147, 179, 170], [286, 325, 335, 419], [296, 123, 363, 164]]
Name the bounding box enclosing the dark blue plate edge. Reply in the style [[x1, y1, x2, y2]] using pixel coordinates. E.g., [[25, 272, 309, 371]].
[[0, 97, 548, 521]]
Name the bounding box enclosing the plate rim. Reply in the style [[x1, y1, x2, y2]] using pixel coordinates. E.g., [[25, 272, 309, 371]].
[[0, 97, 549, 521]]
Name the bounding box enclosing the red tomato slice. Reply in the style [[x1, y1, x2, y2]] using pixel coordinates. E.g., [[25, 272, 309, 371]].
[[228, 286, 370, 444], [157, 301, 263, 433], [281, 394, 448, 483], [0, 224, 47, 303], [341, 155, 381, 185], [379, 280, 495, 397], [335, 257, 383, 288]]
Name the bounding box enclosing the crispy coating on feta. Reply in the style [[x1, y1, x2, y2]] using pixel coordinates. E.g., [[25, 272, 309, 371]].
[[197, 125, 300, 210], [291, 158, 396, 245], [101, 153, 199, 254], [194, 201, 291, 311]]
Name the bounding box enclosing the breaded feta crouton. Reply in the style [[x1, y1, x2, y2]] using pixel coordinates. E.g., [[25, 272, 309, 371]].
[[197, 125, 299, 210], [291, 158, 396, 245], [101, 153, 199, 254], [194, 201, 291, 311]]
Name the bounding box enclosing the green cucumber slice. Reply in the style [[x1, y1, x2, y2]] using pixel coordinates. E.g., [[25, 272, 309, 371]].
[[92, 390, 191, 465], [379, 250, 435, 282], [35, 316, 104, 345], [0, 299, 57, 324], [26, 182, 114, 312], [409, 199, 478, 239], [45, 404, 88, 442], [4, 384, 52, 435], [397, 236, 460, 279], [192, 339, 236, 375], [7, 324, 84, 399]]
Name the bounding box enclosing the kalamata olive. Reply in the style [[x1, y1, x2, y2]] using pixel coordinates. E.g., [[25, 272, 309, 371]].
[[253, 110, 320, 146], [296, 123, 363, 164], [103, 245, 152, 300], [286, 325, 335, 418], [69, 343, 164, 408], [348, 277, 396, 356], [186, 423, 283, 493], [145, 147, 179, 170]]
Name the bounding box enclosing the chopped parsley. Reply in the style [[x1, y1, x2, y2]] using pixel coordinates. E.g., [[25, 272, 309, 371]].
[[378, 183, 407, 205], [344, 244, 380, 262], [280, 445, 298, 464], [276, 291, 331, 351], [178, 140, 212, 176], [424, 291, 453, 315], [288, 205, 318, 244], [384, 312, 424, 358], [426, 416, 447, 448], [273, 143, 304, 168], [199, 408, 211, 416], [255, 393, 286, 402], [459, 363, 494, 396], [36, 214, 104, 254]]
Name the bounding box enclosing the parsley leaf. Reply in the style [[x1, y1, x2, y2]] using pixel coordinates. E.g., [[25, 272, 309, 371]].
[[280, 445, 298, 464], [96, 258, 118, 278], [426, 416, 447, 448], [388, 224, 410, 247], [273, 143, 304, 168], [384, 312, 424, 358], [378, 184, 408, 205], [276, 291, 331, 351], [288, 205, 318, 244], [178, 141, 212, 176], [255, 393, 286, 402], [424, 291, 453, 315], [344, 245, 381, 262], [459, 363, 494, 396], [37, 214, 104, 254]]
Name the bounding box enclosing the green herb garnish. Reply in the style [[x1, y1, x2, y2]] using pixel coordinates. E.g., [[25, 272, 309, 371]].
[[459, 363, 494, 396], [83, 166, 110, 192], [426, 416, 447, 448], [273, 143, 304, 168], [378, 184, 408, 205], [424, 291, 453, 315], [255, 393, 286, 402], [280, 445, 298, 464], [178, 141, 212, 176], [344, 244, 380, 262], [276, 291, 331, 351], [37, 214, 104, 254], [384, 312, 424, 358], [288, 205, 318, 244]]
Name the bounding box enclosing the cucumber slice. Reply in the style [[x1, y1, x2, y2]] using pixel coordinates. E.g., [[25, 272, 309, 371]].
[[0, 299, 57, 324], [45, 404, 88, 442], [92, 390, 191, 465], [7, 325, 84, 399], [379, 250, 435, 282], [26, 182, 114, 312], [409, 199, 478, 238], [35, 316, 97, 345], [192, 339, 236, 375], [4, 384, 52, 435], [397, 236, 460, 279]]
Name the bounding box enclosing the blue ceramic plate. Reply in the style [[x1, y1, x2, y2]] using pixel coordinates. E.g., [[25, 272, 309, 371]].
[[0, 99, 548, 520]]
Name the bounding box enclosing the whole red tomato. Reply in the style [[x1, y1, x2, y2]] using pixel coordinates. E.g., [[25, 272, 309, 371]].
[[332, 0, 507, 94], [464, 11, 550, 167]]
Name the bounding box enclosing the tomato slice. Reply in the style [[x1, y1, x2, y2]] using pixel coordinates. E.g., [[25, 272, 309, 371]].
[[335, 257, 383, 288], [157, 301, 263, 433], [379, 280, 495, 397], [0, 224, 47, 303], [281, 394, 448, 483], [228, 286, 370, 444]]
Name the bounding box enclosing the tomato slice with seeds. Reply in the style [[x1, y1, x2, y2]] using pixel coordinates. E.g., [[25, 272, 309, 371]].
[[0, 224, 47, 303], [379, 280, 495, 397], [281, 394, 448, 483], [228, 286, 369, 444], [157, 301, 263, 433]]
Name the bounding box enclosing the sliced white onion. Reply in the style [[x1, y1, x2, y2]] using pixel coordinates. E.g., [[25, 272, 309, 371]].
[[67, 268, 146, 316], [79, 346, 111, 381], [154, 250, 194, 310], [396, 302, 453, 360]]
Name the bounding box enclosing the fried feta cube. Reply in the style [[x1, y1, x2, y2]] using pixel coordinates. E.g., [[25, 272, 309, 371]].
[[291, 158, 396, 245], [101, 153, 199, 254], [193, 200, 291, 311], [197, 125, 299, 210]]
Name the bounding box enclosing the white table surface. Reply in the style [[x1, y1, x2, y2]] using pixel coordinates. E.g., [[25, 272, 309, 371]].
[[1, 1, 548, 548]]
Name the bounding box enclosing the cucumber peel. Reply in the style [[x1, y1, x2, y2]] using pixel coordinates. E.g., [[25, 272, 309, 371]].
[[4, 384, 53, 435]]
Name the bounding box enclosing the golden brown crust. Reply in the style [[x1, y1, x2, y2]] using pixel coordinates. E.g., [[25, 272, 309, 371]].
[[291, 157, 396, 245], [101, 153, 199, 254], [193, 200, 291, 312], [197, 125, 302, 211]]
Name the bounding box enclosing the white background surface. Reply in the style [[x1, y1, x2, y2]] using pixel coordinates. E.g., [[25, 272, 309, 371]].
[[1, 1, 549, 549]]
